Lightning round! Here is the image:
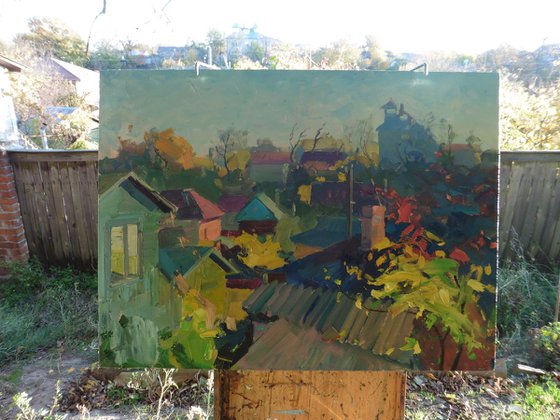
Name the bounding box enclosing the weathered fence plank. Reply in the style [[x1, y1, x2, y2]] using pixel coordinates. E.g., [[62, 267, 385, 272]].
[[500, 151, 560, 264], [8, 150, 98, 270]]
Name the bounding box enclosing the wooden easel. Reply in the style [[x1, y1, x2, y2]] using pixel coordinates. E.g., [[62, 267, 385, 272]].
[[215, 370, 406, 419]]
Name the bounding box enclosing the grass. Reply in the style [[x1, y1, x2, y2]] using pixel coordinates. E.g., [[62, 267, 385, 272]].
[[516, 377, 560, 419], [497, 251, 558, 359], [0, 258, 97, 365]]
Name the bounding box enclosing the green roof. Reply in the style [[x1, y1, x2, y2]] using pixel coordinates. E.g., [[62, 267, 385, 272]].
[[235, 193, 286, 222], [159, 246, 234, 281]]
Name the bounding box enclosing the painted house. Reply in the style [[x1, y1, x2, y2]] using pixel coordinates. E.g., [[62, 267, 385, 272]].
[[161, 188, 224, 243], [158, 246, 251, 330], [236, 281, 417, 370], [235, 192, 287, 234], [218, 195, 250, 235], [377, 100, 438, 168], [98, 173, 180, 366], [248, 151, 290, 183], [99, 173, 253, 366], [291, 216, 361, 259], [299, 150, 346, 174]]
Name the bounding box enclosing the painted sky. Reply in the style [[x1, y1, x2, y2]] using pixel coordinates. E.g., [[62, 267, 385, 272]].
[[1, 0, 559, 53], [99, 71, 498, 158]]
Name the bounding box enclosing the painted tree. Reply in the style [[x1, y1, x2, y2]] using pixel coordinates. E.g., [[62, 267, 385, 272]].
[[214, 126, 249, 180]]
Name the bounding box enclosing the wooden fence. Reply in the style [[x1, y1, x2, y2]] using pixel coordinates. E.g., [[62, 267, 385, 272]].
[[6, 150, 560, 269], [8, 150, 98, 270], [500, 151, 560, 264]]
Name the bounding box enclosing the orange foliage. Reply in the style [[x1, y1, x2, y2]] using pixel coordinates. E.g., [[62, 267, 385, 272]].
[[150, 128, 195, 171]]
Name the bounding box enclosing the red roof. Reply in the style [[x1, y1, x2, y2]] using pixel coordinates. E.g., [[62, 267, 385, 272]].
[[250, 151, 291, 165], [218, 195, 250, 212], [161, 189, 224, 221], [448, 144, 474, 152]]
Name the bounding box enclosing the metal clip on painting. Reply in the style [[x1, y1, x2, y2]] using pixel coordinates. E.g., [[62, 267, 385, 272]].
[[410, 63, 429, 76], [195, 61, 221, 76]]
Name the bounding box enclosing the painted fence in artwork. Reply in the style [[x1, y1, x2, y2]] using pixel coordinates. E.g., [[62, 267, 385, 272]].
[[499, 151, 560, 264], [3, 150, 559, 269], [8, 150, 98, 270]]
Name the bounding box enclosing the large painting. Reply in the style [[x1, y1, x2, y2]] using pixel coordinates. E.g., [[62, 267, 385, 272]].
[[98, 71, 498, 371]]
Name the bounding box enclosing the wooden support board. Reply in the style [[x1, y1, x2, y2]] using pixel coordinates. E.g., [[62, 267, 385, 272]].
[[215, 370, 406, 419]]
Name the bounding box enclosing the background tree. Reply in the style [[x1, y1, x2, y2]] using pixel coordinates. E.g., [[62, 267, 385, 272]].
[[15, 17, 87, 65]]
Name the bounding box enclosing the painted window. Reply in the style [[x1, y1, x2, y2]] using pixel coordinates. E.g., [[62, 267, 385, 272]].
[[110, 223, 140, 280]]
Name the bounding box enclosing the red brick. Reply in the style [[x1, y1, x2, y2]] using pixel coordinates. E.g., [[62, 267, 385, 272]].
[[0, 239, 27, 249], [0, 226, 25, 235], [0, 219, 25, 228], [0, 202, 21, 212], [0, 211, 21, 221], [0, 231, 26, 242], [0, 174, 15, 183], [0, 181, 17, 191], [0, 191, 17, 201]]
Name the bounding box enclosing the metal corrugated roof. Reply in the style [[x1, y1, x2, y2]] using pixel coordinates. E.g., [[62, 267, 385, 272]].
[[243, 281, 417, 364]]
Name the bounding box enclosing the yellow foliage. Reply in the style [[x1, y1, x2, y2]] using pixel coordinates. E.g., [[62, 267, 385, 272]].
[[297, 184, 312, 204], [233, 232, 285, 270], [315, 176, 326, 182], [226, 149, 251, 172], [337, 172, 347, 182], [152, 128, 195, 170]]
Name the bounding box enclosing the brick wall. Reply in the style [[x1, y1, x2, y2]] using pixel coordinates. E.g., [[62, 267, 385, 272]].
[[0, 150, 29, 273]]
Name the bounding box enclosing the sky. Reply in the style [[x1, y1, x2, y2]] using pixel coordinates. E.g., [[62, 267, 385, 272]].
[[99, 71, 498, 158], [1, 0, 560, 54]]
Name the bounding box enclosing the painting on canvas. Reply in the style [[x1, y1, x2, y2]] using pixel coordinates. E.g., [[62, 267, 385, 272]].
[[98, 71, 498, 370]]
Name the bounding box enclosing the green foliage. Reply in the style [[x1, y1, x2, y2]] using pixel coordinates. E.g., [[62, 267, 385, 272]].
[[497, 256, 557, 357], [535, 322, 560, 371], [16, 17, 86, 65], [500, 74, 560, 150], [518, 377, 560, 418]]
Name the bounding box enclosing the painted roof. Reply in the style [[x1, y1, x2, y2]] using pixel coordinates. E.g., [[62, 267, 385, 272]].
[[250, 151, 291, 165], [101, 172, 176, 213], [238, 281, 416, 369], [235, 193, 286, 222], [218, 195, 250, 213], [300, 151, 345, 166], [291, 217, 361, 248], [159, 246, 234, 282], [161, 189, 224, 220]]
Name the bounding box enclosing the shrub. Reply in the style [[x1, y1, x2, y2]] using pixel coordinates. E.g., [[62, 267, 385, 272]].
[[535, 322, 560, 371]]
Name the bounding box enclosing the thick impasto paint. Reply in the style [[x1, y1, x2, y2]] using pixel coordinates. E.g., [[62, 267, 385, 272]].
[[99, 71, 498, 371]]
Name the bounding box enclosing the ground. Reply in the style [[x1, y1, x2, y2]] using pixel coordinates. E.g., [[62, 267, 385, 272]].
[[1, 347, 559, 419]]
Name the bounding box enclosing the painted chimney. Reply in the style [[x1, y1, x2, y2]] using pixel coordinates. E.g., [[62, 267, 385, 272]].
[[360, 205, 386, 250]]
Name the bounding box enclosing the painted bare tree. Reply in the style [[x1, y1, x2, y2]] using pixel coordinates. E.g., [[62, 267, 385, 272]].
[[288, 123, 306, 164], [215, 126, 248, 180]]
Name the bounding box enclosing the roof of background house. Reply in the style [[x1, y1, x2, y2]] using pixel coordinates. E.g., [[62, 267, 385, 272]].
[[161, 189, 224, 221], [237, 281, 416, 369], [235, 193, 286, 222], [300, 150, 345, 166], [291, 217, 361, 249], [50, 58, 98, 82], [159, 246, 235, 284], [0, 55, 26, 72], [101, 172, 176, 213], [250, 151, 291, 165], [218, 195, 250, 213]]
